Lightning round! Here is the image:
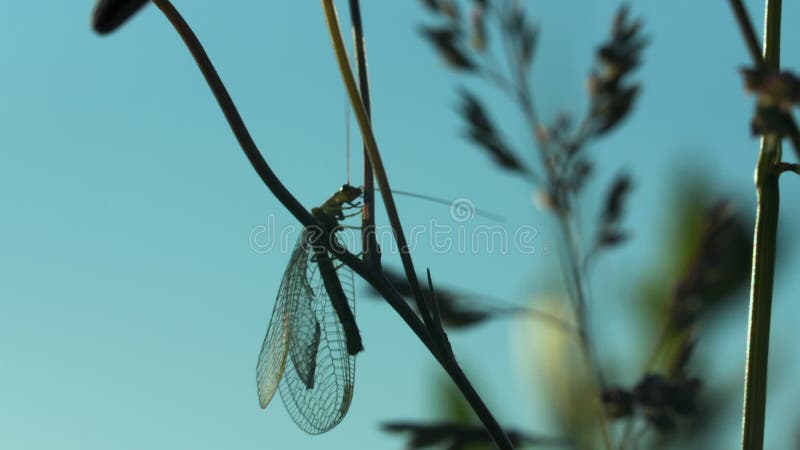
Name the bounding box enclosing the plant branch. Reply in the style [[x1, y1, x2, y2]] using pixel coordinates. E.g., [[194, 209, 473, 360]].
[[556, 211, 612, 450], [347, 0, 380, 269], [729, 0, 800, 162], [321, 2, 514, 448], [148, 0, 311, 225], [320, 0, 436, 335], [489, 5, 610, 447], [734, 1, 782, 449], [144, 1, 512, 448], [728, 0, 767, 69]]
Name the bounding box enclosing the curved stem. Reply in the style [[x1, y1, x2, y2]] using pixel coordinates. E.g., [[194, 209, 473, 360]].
[[147, 0, 428, 334], [148, 0, 311, 225], [147, 1, 512, 448]]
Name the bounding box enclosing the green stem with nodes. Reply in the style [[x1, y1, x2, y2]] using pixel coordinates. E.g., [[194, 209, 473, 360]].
[[743, 137, 780, 450], [739, 1, 782, 449]]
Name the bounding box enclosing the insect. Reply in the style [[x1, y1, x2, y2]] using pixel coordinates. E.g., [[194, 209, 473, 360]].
[[257, 184, 364, 434]]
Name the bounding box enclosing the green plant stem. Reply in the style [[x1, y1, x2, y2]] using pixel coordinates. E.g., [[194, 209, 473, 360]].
[[320, 3, 514, 449], [741, 1, 782, 449], [743, 138, 780, 450]]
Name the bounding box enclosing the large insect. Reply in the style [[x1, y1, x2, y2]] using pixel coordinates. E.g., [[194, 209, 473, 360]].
[[256, 184, 364, 434]]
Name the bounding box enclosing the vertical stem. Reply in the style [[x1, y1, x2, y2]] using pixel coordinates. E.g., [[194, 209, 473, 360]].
[[499, 9, 609, 442], [557, 213, 612, 450], [347, 0, 380, 269], [742, 2, 782, 449], [322, 3, 514, 448], [320, 0, 434, 331]]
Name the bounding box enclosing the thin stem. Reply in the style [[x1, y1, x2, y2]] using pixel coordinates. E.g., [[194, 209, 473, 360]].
[[320, 0, 435, 334], [321, 3, 514, 448], [728, 0, 800, 162], [347, 0, 380, 269], [557, 213, 612, 450], [558, 214, 597, 377], [777, 162, 800, 174], [128, 3, 511, 448], [494, 7, 609, 441], [139, 14, 513, 447], [728, 0, 767, 69], [492, 4, 610, 446], [148, 0, 311, 225], [146, 0, 448, 421], [742, 144, 780, 450], [498, 10, 552, 179], [641, 325, 670, 374], [740, 1, 782, 449], [146, 0, 425, 328]]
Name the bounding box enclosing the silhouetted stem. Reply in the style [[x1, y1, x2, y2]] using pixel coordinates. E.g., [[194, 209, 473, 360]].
[[347, 0, 380, 269], [320, 2, 514, 449], [728, 0, 767, 70], [729, 0, 800, 162], [320, 0, 435, 334], [147, 1, 511, 448]]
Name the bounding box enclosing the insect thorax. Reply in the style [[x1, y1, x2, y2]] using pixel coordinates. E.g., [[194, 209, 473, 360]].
[[310, 207, 341, 233]]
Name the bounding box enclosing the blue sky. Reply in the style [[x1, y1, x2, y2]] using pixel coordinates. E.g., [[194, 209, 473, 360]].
[[2, 1, 800, 449]]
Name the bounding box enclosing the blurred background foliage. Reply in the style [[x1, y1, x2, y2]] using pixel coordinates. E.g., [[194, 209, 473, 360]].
[[379, 172, 758, 449]]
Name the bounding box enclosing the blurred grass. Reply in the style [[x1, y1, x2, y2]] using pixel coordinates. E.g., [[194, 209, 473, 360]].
[[408, 172, 757, 450]]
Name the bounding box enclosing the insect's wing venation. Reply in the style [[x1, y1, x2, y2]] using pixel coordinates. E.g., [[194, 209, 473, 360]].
[[256, 234, 311, 408], [278, 233, 357, 434]]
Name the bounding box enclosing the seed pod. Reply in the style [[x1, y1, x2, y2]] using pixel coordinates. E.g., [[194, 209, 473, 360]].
[[91, 0, 149, 35]]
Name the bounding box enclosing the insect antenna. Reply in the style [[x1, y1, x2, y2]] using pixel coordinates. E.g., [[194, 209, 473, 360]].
[[345, 98, 351, 186], [375, 188, 507, 222]]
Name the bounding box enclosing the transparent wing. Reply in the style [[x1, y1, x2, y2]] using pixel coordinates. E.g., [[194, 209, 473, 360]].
[[256, 234, 312, 408], [288, 278, 321, 389], [278, 233, 357, 434]]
